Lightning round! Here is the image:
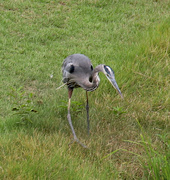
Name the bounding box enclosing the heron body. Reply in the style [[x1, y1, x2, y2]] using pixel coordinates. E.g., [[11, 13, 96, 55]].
[[62, 54, 123, 148], [62, 54, 99, 91]]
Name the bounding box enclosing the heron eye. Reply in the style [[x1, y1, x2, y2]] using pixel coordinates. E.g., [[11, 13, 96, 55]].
[[106, 74, 111, 78]]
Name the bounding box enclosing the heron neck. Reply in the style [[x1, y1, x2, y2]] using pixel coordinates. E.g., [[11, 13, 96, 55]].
[[79, 74, 99, 91], [80, 65, 103, 91]]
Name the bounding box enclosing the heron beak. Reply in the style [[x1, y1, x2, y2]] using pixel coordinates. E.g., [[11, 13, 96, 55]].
[[107, 76, 123, 99]]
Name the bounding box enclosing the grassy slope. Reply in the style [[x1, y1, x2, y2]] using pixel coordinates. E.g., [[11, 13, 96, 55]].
[[0, 0, 169, 179]]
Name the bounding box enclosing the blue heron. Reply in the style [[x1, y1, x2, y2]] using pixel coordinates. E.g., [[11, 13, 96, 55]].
[[62, 54, 123, 147]]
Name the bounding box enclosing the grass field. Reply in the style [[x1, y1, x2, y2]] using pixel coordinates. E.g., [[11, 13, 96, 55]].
[[0, 0, 169, 179]]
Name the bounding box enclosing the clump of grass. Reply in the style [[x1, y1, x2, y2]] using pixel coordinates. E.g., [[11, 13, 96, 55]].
[[9, 87, 37, 124], [112, 106, 127, 116], [103, 120, 170, 179]]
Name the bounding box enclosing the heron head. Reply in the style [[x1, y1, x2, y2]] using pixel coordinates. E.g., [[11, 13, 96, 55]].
[[103, 65, 123, 99]]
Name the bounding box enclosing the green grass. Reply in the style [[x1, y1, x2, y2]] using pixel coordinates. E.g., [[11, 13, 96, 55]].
[[0, 0, 169, 179]]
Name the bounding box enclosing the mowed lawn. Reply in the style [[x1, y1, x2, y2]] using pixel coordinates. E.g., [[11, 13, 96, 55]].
[[0, 0, 169, 179]]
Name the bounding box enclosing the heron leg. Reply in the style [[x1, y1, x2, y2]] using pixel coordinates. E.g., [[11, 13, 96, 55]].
[[86, 91, 90, 135], [67, 88, 87, 148], [67, 98, 77, 139]]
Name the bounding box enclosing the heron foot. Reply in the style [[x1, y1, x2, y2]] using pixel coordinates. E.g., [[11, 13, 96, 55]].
[[69, 138, 88, 149]]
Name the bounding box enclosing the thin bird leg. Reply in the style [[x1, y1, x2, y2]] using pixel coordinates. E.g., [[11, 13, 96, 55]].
[[67, 88, 87, 148], [86, 91, 90, 135]]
